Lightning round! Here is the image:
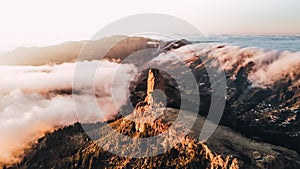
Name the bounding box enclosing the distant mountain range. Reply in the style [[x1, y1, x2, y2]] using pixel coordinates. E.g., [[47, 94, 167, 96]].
[[0, 36, 157, 66]]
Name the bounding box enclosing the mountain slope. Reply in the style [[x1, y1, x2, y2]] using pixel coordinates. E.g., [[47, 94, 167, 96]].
[[0, 36, 157, 66], [10, 66, 300, 169]]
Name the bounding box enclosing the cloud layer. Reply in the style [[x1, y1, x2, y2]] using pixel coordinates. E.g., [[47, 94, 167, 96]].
[[0, 60, 136, 164], [173, 44, 300, 87]]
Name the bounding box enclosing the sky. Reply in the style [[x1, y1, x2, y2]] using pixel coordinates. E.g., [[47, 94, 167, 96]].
[[0, 0, 299, 51]]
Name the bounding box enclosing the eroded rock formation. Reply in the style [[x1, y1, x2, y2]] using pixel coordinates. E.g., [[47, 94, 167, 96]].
[[11, 68, 240, 169]]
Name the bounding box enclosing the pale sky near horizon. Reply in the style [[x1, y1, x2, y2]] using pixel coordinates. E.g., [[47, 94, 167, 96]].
[[0, 0, 299, 51]]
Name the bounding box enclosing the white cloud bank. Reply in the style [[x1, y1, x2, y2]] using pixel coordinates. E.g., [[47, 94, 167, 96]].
[[0, 60, 137, 164]]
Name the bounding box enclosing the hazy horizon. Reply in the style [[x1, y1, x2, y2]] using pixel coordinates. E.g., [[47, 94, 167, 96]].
[[0, 0, 300, 51], [1, 34, 300, 53]]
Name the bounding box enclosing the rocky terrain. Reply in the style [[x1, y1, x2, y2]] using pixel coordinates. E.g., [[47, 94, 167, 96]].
[[3, 37, 300, 168], [9, 69, 240, 169], [9, 108, 300, 169], [127, 41, 300, 155], [9, 66, 300, 169], [9, 120, 239, 169]]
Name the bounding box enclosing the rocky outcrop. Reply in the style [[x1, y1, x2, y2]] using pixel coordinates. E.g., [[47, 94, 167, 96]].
[[5, 39, 300, 168], [11, 69, 239, 169], [10, 118, 240, 169], [11, 107, 300, 169]]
